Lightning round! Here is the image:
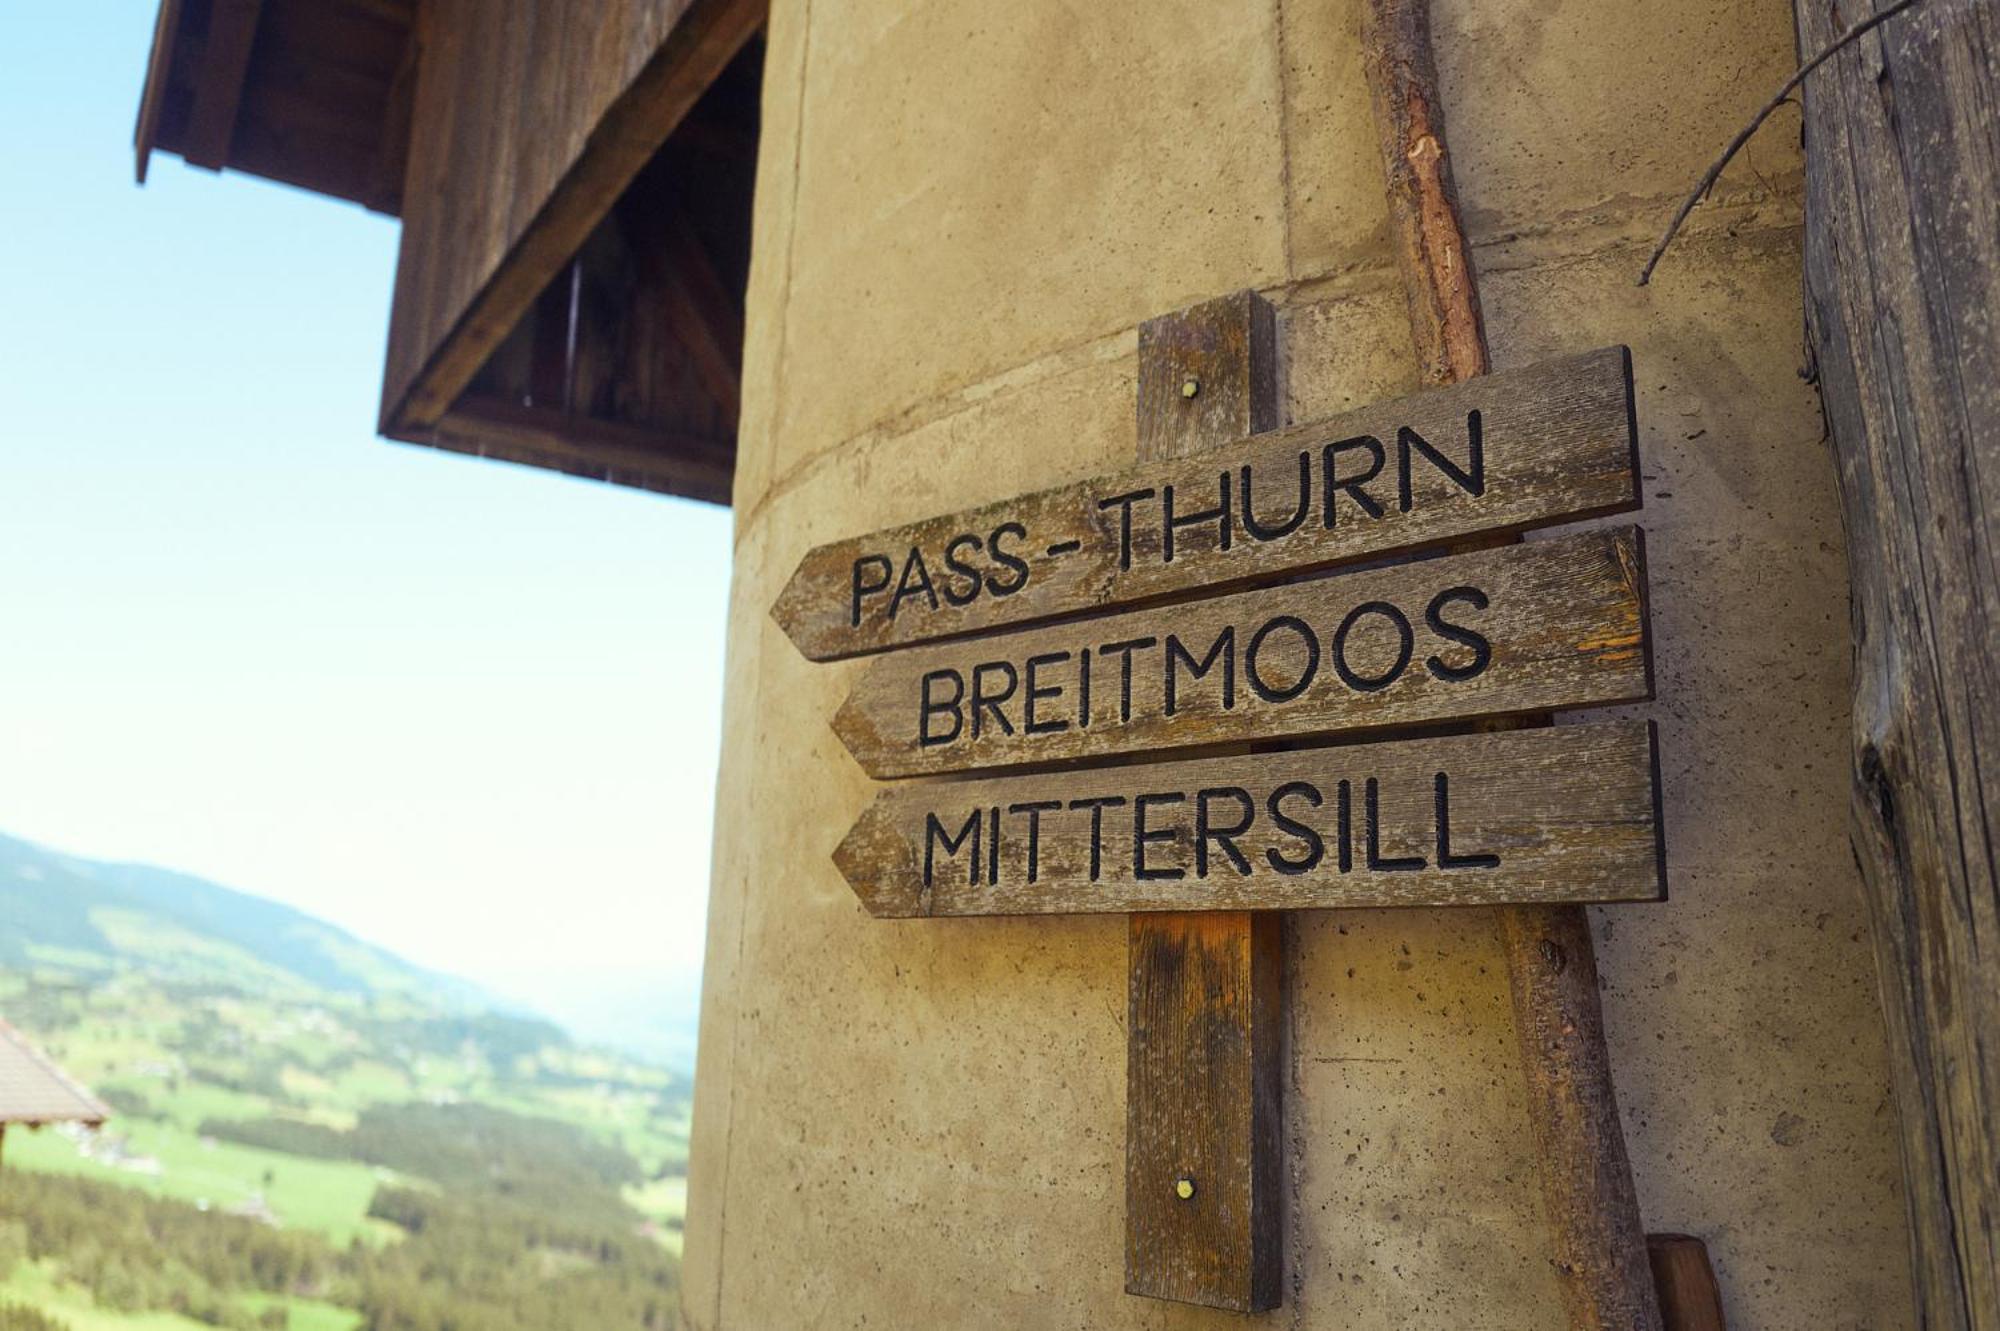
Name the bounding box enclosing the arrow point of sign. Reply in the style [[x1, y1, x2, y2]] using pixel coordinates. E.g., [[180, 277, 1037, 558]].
[[830, 684, 889, 777], [833, 798, 923, 918], [771, 554, 833, 661]]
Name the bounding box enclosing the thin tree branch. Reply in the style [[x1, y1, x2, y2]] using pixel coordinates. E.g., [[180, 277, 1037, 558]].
[[1637, 0, 1929, 285]]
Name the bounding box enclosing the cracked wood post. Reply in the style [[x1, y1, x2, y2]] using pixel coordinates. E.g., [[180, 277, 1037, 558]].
[[1124, 290, 1285, 1312], [1794, 2, 2000, 1326], [1358, 3, 1667, 1328]]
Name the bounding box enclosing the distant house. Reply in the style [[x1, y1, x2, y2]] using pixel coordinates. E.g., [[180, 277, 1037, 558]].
[[0, 1021, 109, 1162]]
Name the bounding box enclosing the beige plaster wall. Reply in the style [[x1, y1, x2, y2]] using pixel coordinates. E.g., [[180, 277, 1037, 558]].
[[683, 1, 1916, 1326]]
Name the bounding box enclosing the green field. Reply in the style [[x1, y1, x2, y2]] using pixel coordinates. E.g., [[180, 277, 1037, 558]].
[[2, 1263, 210, 1331], [8, 1125, 398, 1250], [0, 831, 694, 1331], [0, 1264, 362, 1331], [232, 1296, 359, 1331]]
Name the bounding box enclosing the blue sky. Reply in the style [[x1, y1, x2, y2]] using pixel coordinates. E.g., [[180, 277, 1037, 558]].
[[0, 7, 732, 1045]]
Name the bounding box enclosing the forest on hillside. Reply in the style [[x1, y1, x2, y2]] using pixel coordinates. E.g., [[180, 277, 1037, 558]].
[[0, 835, 693, 1331], [2, 1109, 681, 1331]]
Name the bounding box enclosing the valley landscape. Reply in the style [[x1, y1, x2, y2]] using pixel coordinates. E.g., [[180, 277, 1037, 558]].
[[0, 833, 692, 1331]]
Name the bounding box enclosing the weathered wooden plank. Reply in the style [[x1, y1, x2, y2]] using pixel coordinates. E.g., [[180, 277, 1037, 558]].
[[833, 720, 1664, 917], [774, 346, 1637, 661], [428, 395, 734, 503], [364, 29, 417, 215], [183, 0, 263, 170], [1134, 286, 1279, 457], [1126, 912, 1283, 1310], [1123, 289, 1283, 1314], [836, 525, 1651, 778], [133, 0, 185, 184], [1500, 900, 1662, 1327], [383, 0, 765, 437], [1648, 1234, 1727, 1331], [1795, 2, 2000, 1326], [621, 184, 744, 425], [1359, 6, 1664, 1328]]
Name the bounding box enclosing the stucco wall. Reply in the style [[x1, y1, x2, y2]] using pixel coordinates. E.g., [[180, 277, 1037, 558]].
[[682, 1, 1917, 1326]]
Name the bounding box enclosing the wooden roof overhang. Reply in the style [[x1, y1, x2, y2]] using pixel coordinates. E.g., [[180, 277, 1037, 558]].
[[135, 0, 766, 505], [136, 0, 418, 215]]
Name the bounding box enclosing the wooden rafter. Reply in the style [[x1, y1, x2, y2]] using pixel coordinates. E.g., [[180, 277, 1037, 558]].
[[183, 0, 264, 170], [364, 26, 418, 215], [618, 183, 745, 428]]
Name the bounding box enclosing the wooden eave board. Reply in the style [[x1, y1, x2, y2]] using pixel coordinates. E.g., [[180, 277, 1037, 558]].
[[133, 0, 185, 184], [422, 398, 736, 504]]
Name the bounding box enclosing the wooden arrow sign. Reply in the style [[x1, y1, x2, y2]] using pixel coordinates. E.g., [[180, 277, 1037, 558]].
[[833, 720, 1664, 917], [773, 346, 1637, 661], [833, 526, 1651, 777]]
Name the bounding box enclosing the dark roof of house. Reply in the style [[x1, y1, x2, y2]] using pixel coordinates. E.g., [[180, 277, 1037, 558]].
[[135, 0, 416, 215]]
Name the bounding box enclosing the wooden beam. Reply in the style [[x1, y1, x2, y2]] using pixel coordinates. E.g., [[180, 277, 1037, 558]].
[[668, 115, 760, 159], [527, 261, 579, 412], [1794, 2, 2000, 1326], [133, 0, 185, 184], [1127, 913, 1283, 1311], [1648, 1234, 1727, 1331], [1358, 3, 1666, 1328], [619, 186, 745, 426], [660, 206, 745, 423], [183, 0, 263, 171], [1123, 290, 1284, 1312], [363, 25, 418, 216], [338, 0, 416, 25], [387, 0, 766, 435], [428, 394, 733, 504]]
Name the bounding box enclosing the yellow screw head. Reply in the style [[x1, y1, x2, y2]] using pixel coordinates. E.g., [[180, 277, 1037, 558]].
[[1180, 377, 1200, 399], [1174, 1176, 1197, 1201]]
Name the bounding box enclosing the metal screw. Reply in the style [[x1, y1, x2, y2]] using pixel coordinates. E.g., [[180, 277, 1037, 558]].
[[1180, 377, 1201, 399], [1174, 1176, 1197, 1201]]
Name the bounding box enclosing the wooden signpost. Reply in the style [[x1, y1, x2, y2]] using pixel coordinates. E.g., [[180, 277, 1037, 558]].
[[1125, 293, 1289, 1313], [773, 307, 1671, 1314], [768, 0, 1699, 1316], [834, 527, 1652, 777], [834, 721, 1664, 917], [772, 346, 1639, 661]]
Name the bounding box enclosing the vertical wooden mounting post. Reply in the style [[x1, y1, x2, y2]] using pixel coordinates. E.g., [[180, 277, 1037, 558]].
[[1124, 290, 1286, 1312], [1795, 3, 2000, 1326], [1358, 2, 1666, 1328]]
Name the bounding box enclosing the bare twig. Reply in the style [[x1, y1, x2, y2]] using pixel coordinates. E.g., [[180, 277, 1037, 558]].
[[1637, 0, 1929, 285]]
